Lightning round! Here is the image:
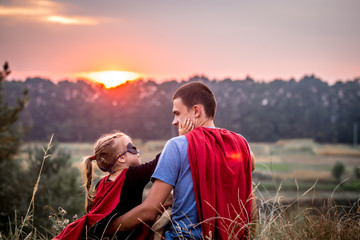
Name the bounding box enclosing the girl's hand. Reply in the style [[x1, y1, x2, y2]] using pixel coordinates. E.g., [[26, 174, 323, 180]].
[[178, 118, 194, 136]]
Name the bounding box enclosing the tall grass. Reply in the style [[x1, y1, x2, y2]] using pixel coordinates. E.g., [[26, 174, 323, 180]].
[[1, 135, 54, 240], [138, 181, 360, 240], [1, 137, 359, 239], [253, 180, 360, 240]]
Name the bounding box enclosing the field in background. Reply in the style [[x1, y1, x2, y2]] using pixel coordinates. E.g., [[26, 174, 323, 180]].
[[22, 139, 360, 203], [250, 139, 360, 204]]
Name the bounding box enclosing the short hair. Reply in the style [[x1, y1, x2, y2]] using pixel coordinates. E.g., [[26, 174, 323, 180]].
[[172, 81, 217, 118]]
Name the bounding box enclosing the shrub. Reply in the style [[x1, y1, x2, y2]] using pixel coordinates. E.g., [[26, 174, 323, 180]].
[[331, 162, 345, 182], [354, 166, 360, 179], [0, 141, 84, 237]]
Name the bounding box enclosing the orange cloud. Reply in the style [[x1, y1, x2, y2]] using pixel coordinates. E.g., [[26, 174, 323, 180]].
[[45, 15, 98, 25], [0, 6, 50, 16], [0, 0, 56, 16], [0, 0, 99, 25]]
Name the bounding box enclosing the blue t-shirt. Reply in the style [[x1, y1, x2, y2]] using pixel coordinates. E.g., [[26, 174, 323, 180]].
[[151, 135, 202, 239]]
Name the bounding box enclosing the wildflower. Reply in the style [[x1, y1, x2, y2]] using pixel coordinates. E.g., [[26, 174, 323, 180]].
[[58, 207, 67, 216], [73, 214, 78, 220], [64, 219, 69, 225]]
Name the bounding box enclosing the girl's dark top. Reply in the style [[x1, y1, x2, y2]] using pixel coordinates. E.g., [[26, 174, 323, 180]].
[[87, 153, 160, 239]]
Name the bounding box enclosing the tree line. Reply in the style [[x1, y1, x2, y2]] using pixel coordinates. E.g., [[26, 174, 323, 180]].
[[4, 75, 360, 143]]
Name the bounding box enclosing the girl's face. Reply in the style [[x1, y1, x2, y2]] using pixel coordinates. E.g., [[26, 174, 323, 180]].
[[117, 136, 141, 167]]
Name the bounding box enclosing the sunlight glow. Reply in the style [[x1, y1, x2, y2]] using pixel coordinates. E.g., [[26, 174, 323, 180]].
[[77, 71, 140, 88]]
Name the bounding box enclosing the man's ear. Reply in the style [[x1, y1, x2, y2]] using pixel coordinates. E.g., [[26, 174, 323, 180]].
[[193, 105, 202, 118]]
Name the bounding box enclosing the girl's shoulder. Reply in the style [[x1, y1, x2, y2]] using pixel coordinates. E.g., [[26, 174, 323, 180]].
[[94, 175, 110, 189]]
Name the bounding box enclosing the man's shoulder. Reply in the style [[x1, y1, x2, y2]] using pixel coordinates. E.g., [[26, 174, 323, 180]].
[[216, 128, 250, 149], [228, 130, 251, 150], [215, 128, 247, 140], [162, 135, 189, 156], [235, 132, 247, 140], [223, 128, 247, 140]]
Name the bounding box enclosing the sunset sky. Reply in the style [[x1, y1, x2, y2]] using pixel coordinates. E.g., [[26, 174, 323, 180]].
[[1, 0, 359, 84]]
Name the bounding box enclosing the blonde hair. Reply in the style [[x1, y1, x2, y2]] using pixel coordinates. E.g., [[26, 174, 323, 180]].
[[83, 131, 127, 212]]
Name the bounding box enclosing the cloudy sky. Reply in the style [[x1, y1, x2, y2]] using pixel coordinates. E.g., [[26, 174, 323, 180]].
[[0, 0, 359, 83]]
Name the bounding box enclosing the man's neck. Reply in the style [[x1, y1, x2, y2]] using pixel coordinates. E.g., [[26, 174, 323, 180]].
[[199, 119, 215, 128]]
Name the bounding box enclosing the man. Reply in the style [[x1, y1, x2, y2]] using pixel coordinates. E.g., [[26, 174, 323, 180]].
[[107, 81, 256, 239]]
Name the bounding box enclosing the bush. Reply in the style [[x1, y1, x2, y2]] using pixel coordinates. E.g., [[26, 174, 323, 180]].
[[354, 166, 360, 179], [0, 144, 84, 236], [28, 145, 84, 232], [331, 162, 345, 182]]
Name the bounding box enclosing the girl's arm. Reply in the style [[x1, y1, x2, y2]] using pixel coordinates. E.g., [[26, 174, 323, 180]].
[[127, 153, 161, 188], [105, 179, 173, 234]]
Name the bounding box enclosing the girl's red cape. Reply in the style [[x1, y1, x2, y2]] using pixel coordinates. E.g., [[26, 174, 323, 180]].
[[55, 170, 127, 239]]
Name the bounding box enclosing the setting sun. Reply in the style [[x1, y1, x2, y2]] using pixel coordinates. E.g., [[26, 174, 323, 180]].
[[77, 71, 140, 88]]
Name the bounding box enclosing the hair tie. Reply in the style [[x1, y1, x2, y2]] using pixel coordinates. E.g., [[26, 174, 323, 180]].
[[91, 155, 96, 161]]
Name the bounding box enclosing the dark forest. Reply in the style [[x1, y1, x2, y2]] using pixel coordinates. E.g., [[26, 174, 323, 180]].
[[4, 75, 360, 143]]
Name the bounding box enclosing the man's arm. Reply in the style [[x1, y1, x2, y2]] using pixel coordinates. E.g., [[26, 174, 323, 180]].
[[105, 179, 173, 234], [250, 151, 257, 235], [251, 151, 255, 172]]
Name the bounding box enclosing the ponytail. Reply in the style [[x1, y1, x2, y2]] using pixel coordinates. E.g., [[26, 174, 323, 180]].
[[83, 156, 96, 213]]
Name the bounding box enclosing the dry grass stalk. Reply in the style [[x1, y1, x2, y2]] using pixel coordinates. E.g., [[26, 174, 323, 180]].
[[6, 134, 54, 240]]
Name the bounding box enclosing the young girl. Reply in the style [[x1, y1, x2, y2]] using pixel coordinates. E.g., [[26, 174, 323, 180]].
[[55, 131, 159, 239], [55, 120, 194, 240]]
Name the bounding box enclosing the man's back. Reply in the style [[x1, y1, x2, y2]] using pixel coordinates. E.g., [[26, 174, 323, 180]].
[[152, 127, 252, 239], [186, 127, 253, 239]]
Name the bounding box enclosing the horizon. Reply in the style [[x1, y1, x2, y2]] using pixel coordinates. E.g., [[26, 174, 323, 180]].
[[1, 0, 359, 85], [4, 70, 360, 85], [6, 72, 359, 88]]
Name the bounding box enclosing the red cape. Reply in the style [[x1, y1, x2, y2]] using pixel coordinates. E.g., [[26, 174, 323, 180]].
[[186, 127, 253, 240], [55, 170, 127, 240]]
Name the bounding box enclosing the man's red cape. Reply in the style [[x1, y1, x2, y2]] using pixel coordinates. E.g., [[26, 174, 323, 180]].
[[186, 127, 253, 240], [55, 170, 128, 240]]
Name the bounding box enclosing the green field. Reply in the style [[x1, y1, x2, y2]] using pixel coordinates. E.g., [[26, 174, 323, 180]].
[[22, 138, 360, 202]]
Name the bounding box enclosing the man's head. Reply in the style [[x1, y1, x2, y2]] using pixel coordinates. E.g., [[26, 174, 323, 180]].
[[172, 81, 217, 128]]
